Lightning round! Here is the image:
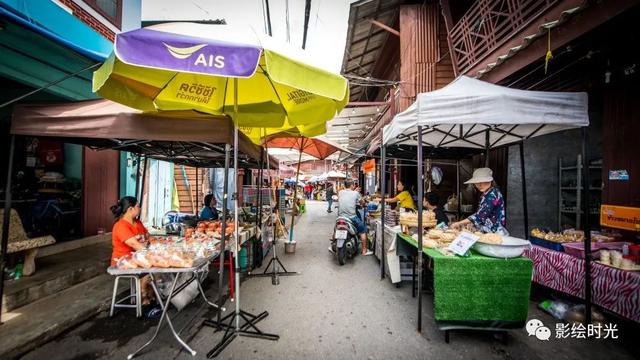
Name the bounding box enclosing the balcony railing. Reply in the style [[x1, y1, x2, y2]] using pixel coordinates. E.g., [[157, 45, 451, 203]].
[[449, 0, 559, 75]]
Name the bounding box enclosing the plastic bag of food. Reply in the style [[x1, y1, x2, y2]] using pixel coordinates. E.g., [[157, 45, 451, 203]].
[[132, 251, 153, 268], [117, 256, 139, 269]]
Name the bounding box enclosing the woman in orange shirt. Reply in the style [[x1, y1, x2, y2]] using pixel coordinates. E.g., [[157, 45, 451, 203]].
[[110, 196, 148, 265], [110, 196, 155, 307]]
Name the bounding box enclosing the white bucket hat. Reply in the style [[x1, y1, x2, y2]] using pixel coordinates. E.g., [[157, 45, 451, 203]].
[[464, 168, 494, 184]]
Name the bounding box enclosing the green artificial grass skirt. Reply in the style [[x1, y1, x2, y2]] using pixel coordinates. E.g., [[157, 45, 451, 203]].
[[399, 233, 533, 322]]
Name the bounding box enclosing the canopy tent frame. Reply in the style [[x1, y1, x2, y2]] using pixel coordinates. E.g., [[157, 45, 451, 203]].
[[0, 100, 277, 322], [380, 76, 593, 333]]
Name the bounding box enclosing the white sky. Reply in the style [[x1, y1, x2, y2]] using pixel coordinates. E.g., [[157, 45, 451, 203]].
[[142, 0, 353, 73]]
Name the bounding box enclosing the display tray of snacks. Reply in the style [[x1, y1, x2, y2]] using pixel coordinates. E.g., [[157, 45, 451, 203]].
[[399, 211, 437, 228], [563, 241, 632, 259], [597, 250, 640, 271]]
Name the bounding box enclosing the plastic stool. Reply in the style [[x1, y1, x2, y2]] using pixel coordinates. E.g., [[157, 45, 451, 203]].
[[109, 275, 142, 317], [212, 251, 234, 300]]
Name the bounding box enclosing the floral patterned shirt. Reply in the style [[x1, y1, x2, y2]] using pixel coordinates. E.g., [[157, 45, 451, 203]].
[[468, 187, 507, 234]]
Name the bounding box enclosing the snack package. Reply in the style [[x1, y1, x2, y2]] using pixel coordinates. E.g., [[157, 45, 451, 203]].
[[117, 256, 139, 269], [132, 251, 153, 268]]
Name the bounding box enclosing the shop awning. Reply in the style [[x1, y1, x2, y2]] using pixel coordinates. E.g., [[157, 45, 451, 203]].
[[383, 76, 589, 148], [10, 99, 277, 168], [0, 1, 112, 100]]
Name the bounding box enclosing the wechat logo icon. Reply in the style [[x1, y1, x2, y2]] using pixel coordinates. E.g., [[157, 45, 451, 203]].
[[526, 319, 551, 341]]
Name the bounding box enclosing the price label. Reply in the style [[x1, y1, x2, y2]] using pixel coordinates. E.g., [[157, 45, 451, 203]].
[[448, 232, 480, 256]]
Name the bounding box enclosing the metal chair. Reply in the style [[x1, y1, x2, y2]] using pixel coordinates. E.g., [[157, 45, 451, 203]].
[[109, 275, 142, 317]]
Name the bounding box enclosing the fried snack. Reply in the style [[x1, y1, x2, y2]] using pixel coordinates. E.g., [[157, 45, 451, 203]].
[[440, 233, 457, 243], [531, 228, 547, 238], [422, 239, 439, 248], [478, 233, 503, 245], [428, 229, 444, 239]]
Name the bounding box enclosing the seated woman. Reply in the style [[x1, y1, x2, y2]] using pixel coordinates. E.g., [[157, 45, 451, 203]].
[[110, 196, 156, 311], [199, 194, 219, 220], [423, 192, 448, 225]]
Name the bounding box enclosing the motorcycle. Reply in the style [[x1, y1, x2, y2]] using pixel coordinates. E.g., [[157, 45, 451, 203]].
[[331, 216, 360, 265]]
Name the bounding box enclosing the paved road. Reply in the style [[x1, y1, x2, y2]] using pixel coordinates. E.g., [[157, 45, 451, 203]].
[[22, 200, 638, 360]]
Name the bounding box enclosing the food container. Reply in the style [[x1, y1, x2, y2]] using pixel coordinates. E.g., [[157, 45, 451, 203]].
[[562, 242, 631, 259], [473, 236, 531, 258], [529, 236, 565, 252]]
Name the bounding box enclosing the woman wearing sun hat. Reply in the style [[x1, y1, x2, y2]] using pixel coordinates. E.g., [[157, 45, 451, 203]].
[[450, 168, 508, 235]]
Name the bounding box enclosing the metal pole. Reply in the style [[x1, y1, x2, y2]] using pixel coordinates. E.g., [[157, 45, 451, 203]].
[[216, 143, 231, 326], [264, 0, 273, 36], [257, 149, 264, 230], [456, 160, 461, 220], [1, 135, 16, 322], [380, 143, 386, 280], [581, 128, 592, 324], [0, 63, 100, 109], [289, 138, 305, 242], [284, 0, 291, 43], [195, 167, 199, 211], [302, 0, 312, 49], [519, 142, 529, 239], [484, 128, 490, 167], [233, 78, 241, 330], [417, 126, 424, 333]]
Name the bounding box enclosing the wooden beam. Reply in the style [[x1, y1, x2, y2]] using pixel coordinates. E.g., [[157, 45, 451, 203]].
[[468, 0, 638, 82], [367, 18, 400, 37], [347, 101, 388, 106]]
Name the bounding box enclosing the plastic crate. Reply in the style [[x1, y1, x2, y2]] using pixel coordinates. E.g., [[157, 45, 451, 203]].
[[562, 241, 630, 259], [529, 236, 564, 252]]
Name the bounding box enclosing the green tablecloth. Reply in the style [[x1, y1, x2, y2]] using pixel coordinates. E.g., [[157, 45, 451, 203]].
[[397, 233, 533, 323]]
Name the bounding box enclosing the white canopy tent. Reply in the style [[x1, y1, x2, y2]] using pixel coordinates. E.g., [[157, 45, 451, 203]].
[[378, 76, 594, 332], [382, 76, 588, 149]]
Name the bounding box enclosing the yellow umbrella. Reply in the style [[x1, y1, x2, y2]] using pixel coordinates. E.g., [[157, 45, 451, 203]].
[[92, 23, 348, 141]]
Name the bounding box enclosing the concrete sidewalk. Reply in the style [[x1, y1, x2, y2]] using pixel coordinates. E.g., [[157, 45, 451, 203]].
[[21, 200, 639, 359]]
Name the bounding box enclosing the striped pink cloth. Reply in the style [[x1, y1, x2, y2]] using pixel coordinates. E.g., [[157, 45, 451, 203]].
[[525, 245, 640, 323]]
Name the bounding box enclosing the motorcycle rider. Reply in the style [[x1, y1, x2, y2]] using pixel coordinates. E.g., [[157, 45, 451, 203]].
[[337, 180, 373, 256]]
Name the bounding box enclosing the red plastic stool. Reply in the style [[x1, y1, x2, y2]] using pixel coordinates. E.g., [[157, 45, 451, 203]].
[[212, 251, 234, 300]]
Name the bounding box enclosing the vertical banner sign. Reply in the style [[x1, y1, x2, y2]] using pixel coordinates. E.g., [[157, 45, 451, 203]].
[[362, 159, 376, 174], [600, 205, 640, 231]]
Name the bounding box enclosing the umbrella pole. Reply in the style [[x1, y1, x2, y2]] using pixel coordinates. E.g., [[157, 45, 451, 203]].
[[288, 138, 305, 243], [249, 137, 298, 280], [205, 79, 279, 358]]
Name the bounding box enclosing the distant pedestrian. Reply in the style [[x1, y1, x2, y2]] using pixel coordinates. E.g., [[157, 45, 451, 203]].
[[326, 183, 335, 213]]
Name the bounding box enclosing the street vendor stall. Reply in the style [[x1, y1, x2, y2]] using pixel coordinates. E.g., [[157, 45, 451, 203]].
[[381, 75, 590, 334], [88, 21, 348, 358], [1, 99, 277, 353], [396, 232, 532, 342]]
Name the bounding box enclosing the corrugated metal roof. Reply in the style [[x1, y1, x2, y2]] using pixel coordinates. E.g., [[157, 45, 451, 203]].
[[341, 0, 402, 101], [474, 5, 587, 79]]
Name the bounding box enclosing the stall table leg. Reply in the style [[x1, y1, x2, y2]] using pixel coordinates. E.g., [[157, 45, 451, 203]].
[[127, 274, 196, 359]]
